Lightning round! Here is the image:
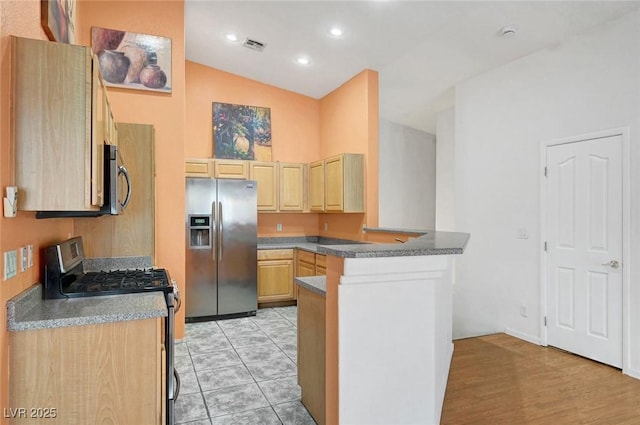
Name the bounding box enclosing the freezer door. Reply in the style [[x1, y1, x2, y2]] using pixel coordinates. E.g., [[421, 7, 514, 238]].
[[217, 179, 258, 315], [185, 178, 218, 318]]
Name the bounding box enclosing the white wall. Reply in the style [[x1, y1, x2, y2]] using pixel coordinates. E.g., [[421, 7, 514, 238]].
[[452, 8, 640, 374], [435, 107, 455, 231], [379, 119, 436, 229]]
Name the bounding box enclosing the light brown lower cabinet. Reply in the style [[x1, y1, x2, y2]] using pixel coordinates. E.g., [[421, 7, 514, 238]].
[[9, 318, 163, 425], [297, 285, 326, 425], [257, 249, 294, 303]]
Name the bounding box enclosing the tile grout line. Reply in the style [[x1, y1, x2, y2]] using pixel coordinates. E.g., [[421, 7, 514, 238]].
[[180, 307, 312, 425]]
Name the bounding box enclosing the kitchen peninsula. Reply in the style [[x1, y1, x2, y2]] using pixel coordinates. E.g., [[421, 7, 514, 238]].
[[296, 230, 470, 425]]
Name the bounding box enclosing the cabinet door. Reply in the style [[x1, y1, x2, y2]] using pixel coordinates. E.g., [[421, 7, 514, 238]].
[[279, 163, 305, 211], [10, 318, 162, 425], [13, 36, 98, 211], [92, 60, 106, 206], [214, 159, 248, 179], [324, 155, 344, 211], [315, 254, 326, 276], [250, 162, 277, 211], [309, 160, 325, 212], [185, 158, 212, 177], [257, 259, 294, 303]]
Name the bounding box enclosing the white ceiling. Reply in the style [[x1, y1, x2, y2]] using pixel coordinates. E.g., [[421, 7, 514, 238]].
[[185, 1, 640, 134]]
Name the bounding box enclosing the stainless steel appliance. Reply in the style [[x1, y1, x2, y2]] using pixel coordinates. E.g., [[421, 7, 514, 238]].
[[36, 144, 131, 218], [42, 236, 179, 425], [186, 178, 257, 319]]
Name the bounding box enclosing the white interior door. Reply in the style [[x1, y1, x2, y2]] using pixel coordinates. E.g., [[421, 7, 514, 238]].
[[546, 135, 622, 368]]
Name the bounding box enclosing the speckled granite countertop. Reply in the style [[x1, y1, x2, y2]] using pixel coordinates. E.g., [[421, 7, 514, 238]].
[[317, 231, 470, 258], [258, 231, 470, 259], [295, 276, 326, 296], [7, 284, 167, 331], [258, 236, 367, 253]]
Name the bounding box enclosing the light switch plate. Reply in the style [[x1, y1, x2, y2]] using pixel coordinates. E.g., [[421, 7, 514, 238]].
[[20, 246, 27, 272], [4, 251, 17, 280], [27, 245, 33, 268], [276, 223, 282, 231]]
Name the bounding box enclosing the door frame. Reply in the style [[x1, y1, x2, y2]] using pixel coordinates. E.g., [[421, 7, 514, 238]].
[[539, 127, 631, 375]]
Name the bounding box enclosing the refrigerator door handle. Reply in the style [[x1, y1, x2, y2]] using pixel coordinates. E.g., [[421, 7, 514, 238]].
[[212, 201, 217, 261], [218, 202, 223, 261]]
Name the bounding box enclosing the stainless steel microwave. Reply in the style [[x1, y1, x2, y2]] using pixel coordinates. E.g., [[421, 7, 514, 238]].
[[36, 144, 131, 218]]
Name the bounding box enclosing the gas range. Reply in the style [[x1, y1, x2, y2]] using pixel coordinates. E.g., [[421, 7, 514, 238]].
[[43, 236, 172, 299]]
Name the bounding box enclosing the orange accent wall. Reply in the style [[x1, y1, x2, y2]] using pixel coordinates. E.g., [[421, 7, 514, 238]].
[[319, 70, 379, 240], [186, 61, 321, 163], [75, 0, 186, 339], [258, 214, 319, 237], [0, 1, 76, 418]]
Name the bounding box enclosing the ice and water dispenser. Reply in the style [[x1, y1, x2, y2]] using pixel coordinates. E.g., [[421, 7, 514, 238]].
[[188, 215, 211, 248]]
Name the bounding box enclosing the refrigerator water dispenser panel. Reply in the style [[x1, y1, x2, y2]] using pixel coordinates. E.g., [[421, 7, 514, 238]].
[[189, 215, 211, 248]]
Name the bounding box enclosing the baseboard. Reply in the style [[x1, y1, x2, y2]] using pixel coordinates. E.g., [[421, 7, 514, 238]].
[[505, 327, 541, 345], [624, 367, 640, 380]]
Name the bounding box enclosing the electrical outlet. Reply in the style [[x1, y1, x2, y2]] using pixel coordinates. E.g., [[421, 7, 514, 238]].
[[4, 250, 17, 280], [516, 228, 529, 239], [519, 304, 528, 318], [276, 223, 283, 232], [27, 245, 33, 268], [20, 246, 27, 272], [324, 223, 328, 231]]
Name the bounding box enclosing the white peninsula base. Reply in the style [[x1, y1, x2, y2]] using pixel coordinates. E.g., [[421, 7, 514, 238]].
[[338, 254, 454, 425]]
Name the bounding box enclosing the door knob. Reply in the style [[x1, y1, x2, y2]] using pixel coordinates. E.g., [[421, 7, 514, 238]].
[[601, 260, 620, 269]]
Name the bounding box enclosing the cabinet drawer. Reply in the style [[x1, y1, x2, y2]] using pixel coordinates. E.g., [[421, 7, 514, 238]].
[[258, 249, 293, 260], [315, 254, 326, 268], [297, 249, 316, 265]]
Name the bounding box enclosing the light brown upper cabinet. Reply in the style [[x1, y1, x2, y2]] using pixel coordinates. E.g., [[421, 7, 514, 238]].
[[309, 160, 325, 212], [250, 161, 305, 212], [213, 159, 249, 179], [278, 162, 305, 211], [12, 36, 115, 211], [250, 161, 278, 211], [310, 153, 365, 213]]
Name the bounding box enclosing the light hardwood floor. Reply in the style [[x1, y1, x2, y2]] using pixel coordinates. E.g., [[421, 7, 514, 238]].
[[441, 333, 640, 425]]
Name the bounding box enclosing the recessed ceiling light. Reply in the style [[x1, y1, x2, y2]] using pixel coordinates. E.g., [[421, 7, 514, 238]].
[[329, 27, 343, 37], [225, 33, 239, 42], [499, 25, 518, 38], [296, 56, 310, 66]]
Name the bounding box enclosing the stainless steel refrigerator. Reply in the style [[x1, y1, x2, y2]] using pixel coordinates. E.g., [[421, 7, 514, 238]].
[[185, 178, 257, 319]]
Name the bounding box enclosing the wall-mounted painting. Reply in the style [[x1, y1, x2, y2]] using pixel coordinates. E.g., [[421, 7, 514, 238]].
[[213, 103, 272, 161], [91, 26, 172, 93], [41, 0, 76, 43]]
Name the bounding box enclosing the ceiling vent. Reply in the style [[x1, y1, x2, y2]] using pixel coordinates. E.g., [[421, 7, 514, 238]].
[[243, 38, 266, 52]]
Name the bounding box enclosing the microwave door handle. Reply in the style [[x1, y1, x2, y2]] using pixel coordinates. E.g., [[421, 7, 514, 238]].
[[118, 165, 132, 211]]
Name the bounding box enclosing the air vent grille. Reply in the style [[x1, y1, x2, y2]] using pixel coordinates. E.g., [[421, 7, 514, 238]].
[[243, 38, 266, 52]]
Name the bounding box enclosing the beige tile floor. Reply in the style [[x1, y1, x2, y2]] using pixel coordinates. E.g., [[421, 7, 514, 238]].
[[174, 306, 317, 425]]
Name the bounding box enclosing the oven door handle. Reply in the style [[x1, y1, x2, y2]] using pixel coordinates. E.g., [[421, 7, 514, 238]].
[[173, 368, 180, 401]]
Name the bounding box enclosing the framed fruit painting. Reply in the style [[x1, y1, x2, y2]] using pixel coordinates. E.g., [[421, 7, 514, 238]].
[[91, 26, 172, 93]]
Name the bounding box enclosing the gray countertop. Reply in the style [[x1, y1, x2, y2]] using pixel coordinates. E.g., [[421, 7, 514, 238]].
[[258, 231, 470, 259], [7, 285, 167, 332], [295, 276, 326, 296]]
